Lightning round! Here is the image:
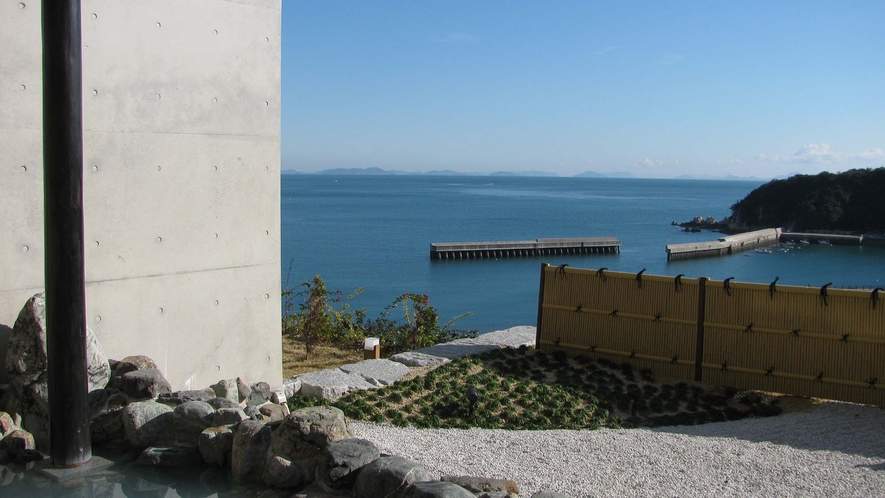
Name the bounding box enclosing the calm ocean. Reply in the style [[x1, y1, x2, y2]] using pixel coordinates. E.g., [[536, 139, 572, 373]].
[[281, 175, 884, 333]]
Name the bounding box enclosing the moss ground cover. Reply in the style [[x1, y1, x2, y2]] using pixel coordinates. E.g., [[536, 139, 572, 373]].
[[288, 347, 782, 430]]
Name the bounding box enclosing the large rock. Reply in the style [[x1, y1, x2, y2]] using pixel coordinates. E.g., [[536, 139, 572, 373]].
[[316, 438, 380, 491], [231, 420, 272, 482], [262, 406, 353, 489], [0, 429, 35, 460], [173, 401, 216, 447], [473, 326, 537, 348], [115, 355, 158, 376], [5, 293, 111, 448], [354, 456, 435, 498], [441, 475, 520, 494], [120, 369, 172, 400], [259, 403, 287, 423], [157, 389, 214, 407], [213, 407, 248, 426], [339, 359, 410, 386], [0, 411, 15, 437], [210, 379, 240, 404], [405, 481, 476, 498], [296, 369, 377, 399], [122, 400, 173, 449], [283, 377, 302, 398], [199, 426, 235, 467]]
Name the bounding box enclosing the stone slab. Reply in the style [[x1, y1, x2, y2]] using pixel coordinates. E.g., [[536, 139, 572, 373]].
[[339, 359, 410, 386], [387, 351, 451, 368], [36, 455, 114, 482], [296, 369, 378, 400], [474, 325, 537, 348]]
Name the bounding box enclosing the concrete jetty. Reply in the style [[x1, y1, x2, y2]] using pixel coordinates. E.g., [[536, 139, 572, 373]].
[[666, 228, 781, 261], [430, 237, 620, 260]]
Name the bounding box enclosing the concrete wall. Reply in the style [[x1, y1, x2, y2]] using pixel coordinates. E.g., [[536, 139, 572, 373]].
[[0, 0, 282, 390]]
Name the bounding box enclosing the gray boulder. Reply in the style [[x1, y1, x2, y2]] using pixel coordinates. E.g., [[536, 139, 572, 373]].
[[387, 351, 450, 368], [122, 400, 173, 449], [531, 492, 573, 498], [198, 426, 235, 467], [137, 445, 204, 467], [405, 481, 476, 498], [354, 456, 435, 498], [262, 406, 353, 489], [231, 419, 272, 482], [213, 407, 247, 426], [339, 359, 410, 386], [157, 389, 214, 407], [283, 377, 302, 398], [236, 377, 251, 403], [259, 403, 287, 423], [5, 293, 111, 448], [316, 438, 380, 491], [207, 397, 240, 410], [442, 475, 520, 494], [173, 401, 216, 447], [120, 368, 172, 400], [210, 379, 240, 403], [115, 355, 158, 376]]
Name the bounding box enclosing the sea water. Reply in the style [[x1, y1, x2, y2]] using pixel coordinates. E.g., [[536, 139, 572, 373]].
[[282, 175, 884, 333]]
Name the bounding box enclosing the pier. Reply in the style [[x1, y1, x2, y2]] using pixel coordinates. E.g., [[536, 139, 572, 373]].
[[430, 237, 620, 260], [667, 228, 781, 261], [780, 232, 864, 245]]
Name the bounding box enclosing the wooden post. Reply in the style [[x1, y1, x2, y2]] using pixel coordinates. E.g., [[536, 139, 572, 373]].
[[694, 277, 708, 382], [42, 0, 92, 467], [535, 263, 549, 349]]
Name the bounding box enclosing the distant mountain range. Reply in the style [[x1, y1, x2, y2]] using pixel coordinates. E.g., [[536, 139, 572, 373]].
[[281, 167, 766, 181]]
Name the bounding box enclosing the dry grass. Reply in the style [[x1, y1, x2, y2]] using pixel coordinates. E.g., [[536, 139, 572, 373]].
[[282, 334, 363, 377]]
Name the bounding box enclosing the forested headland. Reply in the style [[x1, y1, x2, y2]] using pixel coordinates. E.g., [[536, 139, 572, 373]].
[[725, 168, 885, 233]]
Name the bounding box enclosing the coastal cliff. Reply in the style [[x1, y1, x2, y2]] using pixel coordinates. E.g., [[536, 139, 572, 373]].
[[722, 167, 885, 233]]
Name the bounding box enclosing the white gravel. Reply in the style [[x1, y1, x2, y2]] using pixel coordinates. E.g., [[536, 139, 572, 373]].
[[351, 401, 885, 497]]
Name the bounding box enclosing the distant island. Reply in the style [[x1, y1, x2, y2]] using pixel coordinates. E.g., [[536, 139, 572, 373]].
[[723, 168, 885, 233], [281, 167, 765, 181]]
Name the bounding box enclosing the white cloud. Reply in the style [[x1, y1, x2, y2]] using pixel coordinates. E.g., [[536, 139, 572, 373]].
[[657, 51, 685, 65], [755, 143, 884, 165], [637, 157, 678, 168]]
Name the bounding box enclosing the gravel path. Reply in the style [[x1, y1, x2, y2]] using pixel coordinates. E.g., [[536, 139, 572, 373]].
[[351, 401, 885, 497]]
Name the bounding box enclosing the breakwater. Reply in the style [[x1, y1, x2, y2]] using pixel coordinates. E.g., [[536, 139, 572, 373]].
[[666, 228, 781, 261], [430, 237, 620, 260]]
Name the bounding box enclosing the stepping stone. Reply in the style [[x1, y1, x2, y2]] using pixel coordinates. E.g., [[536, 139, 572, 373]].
[[339, 359, 410, 386], [473, 325, 537, 348], [387, 351, 450, 368], [296, 369, 378, 399]]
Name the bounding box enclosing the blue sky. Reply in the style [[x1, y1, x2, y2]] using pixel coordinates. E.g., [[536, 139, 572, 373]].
[[281, 1, 884, 178]]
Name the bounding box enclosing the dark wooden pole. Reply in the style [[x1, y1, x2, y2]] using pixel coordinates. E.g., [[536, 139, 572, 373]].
[[694, 277, 708, 382], [535, 263, 549, 349], [42, 0, 92, 467]]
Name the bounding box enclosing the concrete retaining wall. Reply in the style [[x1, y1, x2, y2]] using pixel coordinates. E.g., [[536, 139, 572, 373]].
[[0, 0, 282, 389]]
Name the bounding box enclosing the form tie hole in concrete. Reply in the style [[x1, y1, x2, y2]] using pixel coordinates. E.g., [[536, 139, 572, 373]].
[[20, 84, 26, 91], [159, 307, 164, 314], [95, 316, 102, 323], [157, 93, 161, 99], [156, 22, 161, 28], [213, 165, 218, 171], [92, 165, 99, 172], [19, 3, 25, 9], [92, 13, 97, 19], [156, 236, 163, 243], [20, 165, 27, 172], [214, 300, 219, 306], [213, 97, 218, 103], [22, 245, 29, 253], [264, 293, 270, 299], [157, 165, 162, 171], [265, 230, 269, 236], [94, 241, 100, 247], [265, 101, 269, 106], [92, 89, 98, 96], [214, 233, 219, 239], [213, 30, 218, 35]]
